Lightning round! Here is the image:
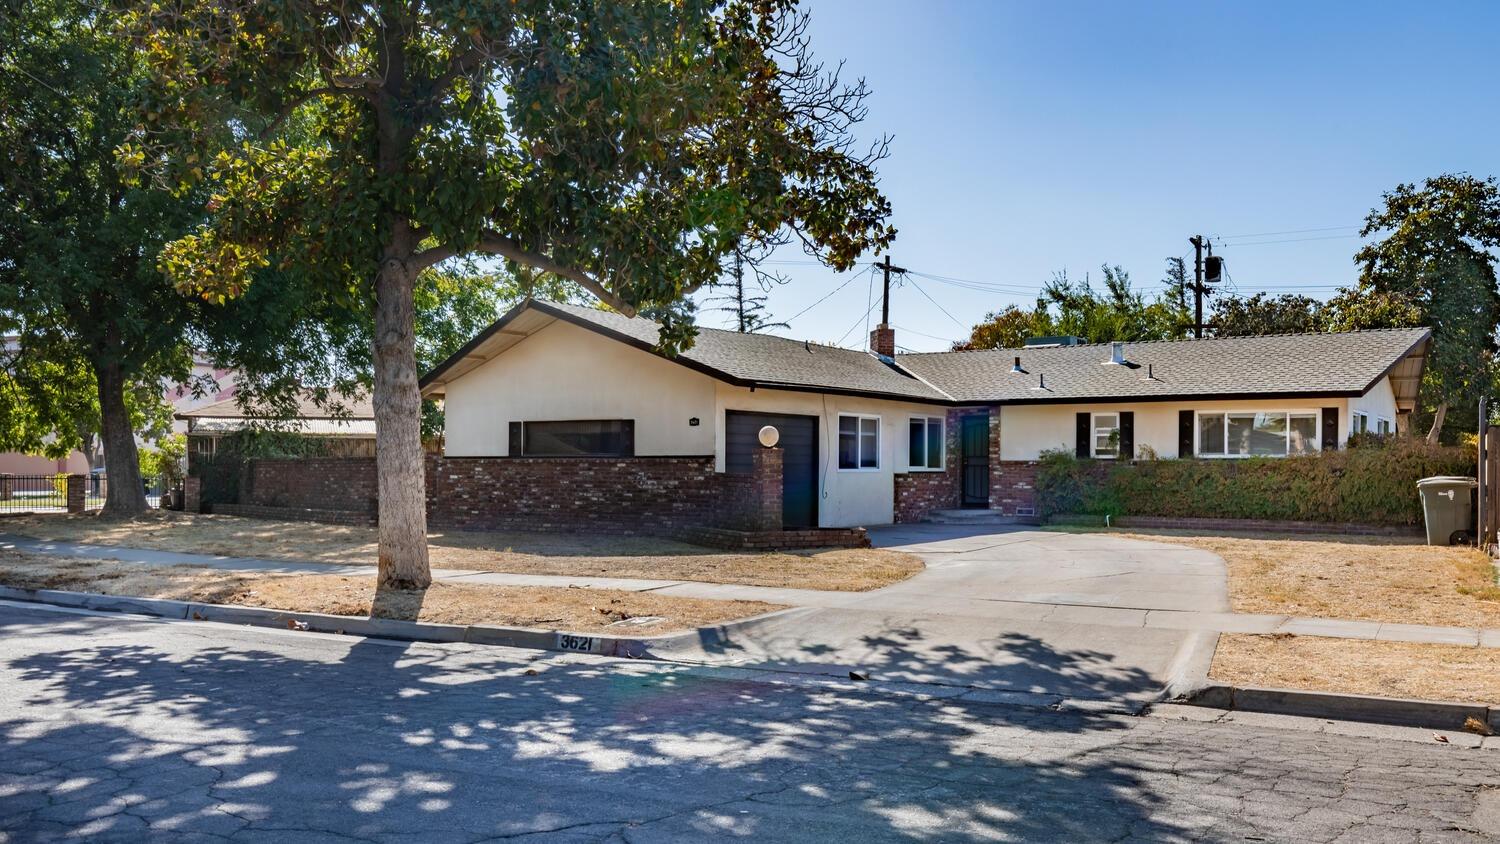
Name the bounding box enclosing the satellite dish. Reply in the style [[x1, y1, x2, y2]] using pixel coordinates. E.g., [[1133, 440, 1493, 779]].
[[758, 425, 780, 448]]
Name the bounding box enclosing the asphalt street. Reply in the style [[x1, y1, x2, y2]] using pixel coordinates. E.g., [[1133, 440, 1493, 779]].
[[3, 601, 1500, 842]]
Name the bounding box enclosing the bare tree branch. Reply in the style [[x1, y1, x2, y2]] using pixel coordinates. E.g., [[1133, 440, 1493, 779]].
[[475, 231, 635, 316]]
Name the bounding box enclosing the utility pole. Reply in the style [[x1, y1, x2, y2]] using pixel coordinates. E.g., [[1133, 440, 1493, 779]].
[[732, 252, 746, 332], [877, 254, 907, 325], [1188, 235, 1212, 339]]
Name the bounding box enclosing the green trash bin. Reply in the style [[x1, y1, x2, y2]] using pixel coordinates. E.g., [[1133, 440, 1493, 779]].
[[1416, 476, 1478, 546]]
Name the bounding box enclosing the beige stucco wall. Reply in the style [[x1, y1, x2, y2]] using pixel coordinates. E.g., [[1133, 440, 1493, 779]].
[[712, 385, 948, 528], [998, 391, 1390, 461], [441, 318, 718, 457]]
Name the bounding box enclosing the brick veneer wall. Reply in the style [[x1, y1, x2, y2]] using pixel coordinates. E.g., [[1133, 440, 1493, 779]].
[[992, 461, 1039, 516], [893, 471, 956, 523], [226, 450, 860, 547], [427, 455, 739, 534], [243, 458, 379, 514]]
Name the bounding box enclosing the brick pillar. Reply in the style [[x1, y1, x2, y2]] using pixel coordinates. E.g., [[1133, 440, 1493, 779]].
[[65, 474, 85, 514], [0, 474, 11, 501], [751, 447, 783, 532], [183, 477, 202, 514], [988, 407, 1005, 511]]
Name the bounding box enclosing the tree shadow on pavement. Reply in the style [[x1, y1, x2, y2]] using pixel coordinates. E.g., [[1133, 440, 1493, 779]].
[[0, 609, 1214, 842]]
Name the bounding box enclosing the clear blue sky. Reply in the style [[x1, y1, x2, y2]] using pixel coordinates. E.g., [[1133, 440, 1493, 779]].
[[691, 0, 1500, 351]]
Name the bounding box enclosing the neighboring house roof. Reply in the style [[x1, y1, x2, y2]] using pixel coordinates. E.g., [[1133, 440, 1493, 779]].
[[900, 327, 1432, 406], [420, 299, 1431, 409], [177, 391, 376, 437], [421, 299, 951, 403]]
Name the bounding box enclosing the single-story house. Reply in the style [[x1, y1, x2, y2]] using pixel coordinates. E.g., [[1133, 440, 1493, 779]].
[[419, 299, 1429, 529], [178, 392, 377, 466]]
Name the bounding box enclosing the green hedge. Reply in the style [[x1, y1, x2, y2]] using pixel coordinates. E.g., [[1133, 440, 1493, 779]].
[[1034, 437, 1475, 526]]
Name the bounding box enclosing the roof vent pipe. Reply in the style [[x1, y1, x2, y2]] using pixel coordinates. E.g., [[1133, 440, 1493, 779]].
[[1011, 356, 1025, 374], [1031, 372, 1049, 391]]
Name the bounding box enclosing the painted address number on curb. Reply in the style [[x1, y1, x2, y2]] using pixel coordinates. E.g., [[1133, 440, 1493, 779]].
[[555, 633, 602, 653]]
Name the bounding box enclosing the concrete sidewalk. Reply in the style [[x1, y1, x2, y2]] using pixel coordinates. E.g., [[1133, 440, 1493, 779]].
[[5, 531, 1497, 649]]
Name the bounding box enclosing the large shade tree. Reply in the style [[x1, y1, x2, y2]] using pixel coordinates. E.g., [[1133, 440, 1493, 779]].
[[0, 0, 201, 514], [123, 0, 894, 587], [1349, 174, 1500, 441]]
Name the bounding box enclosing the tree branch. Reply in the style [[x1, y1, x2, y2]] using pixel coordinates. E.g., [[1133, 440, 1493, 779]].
[[475, 231, 636, 316], [259, 86, 353, 139], [410, 241, 457, 272]]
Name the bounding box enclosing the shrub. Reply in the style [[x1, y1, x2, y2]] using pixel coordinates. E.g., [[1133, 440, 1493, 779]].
[[1034, 436, 1474, 526]]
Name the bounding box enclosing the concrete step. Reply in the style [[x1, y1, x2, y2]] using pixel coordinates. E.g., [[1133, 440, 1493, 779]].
[[922, 509, 1041, 526]]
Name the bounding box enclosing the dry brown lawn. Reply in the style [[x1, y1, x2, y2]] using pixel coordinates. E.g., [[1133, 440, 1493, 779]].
[[2, 512, 922, 592], [1057, 526, 1500, 628], [1213, 633, 1500, 704], [0, 549, 782, 634]]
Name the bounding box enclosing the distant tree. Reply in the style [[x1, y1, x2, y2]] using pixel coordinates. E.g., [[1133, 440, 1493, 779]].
[[708, 253, 788, 334], [951, 304, 1049, 351], [1351, 173, 1500, 441], [952, 263, 1190, 350], [1211, 293, 1324, 337], [1040, 265, 1186, 343], [0, 0, 201, 514], [124, 1, 895, 587]]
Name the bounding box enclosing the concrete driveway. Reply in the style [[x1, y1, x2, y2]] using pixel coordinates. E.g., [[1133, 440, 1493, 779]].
[[655, 525, 1229, 706]]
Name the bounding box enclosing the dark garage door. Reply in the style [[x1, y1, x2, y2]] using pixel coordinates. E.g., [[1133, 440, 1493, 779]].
[[725, 411, 819, 529]]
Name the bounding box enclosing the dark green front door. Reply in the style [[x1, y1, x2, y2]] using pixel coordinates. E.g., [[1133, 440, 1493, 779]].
[[961, 414, 990, 508]]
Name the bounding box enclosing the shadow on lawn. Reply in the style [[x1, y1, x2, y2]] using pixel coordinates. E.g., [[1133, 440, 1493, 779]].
[[0, 611, 1194, 841]]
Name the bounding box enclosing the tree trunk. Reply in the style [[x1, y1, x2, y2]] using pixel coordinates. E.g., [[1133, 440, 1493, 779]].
[[373, 257, 431, 589], [1427, 402, 1448, 444], [95, 358, 147, 515]]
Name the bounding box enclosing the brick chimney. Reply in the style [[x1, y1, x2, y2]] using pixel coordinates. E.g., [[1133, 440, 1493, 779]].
[[869, 324, 895, 358]]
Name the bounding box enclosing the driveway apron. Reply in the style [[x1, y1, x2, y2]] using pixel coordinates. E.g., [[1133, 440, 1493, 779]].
[[652, 525, 1229, 705]]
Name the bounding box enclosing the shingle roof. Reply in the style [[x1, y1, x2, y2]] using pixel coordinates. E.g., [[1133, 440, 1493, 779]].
[[178, 390, 374, 420], [899, 328, 1431, 404], [529, 300, 952, 402], [424, 300, 1430, 407]]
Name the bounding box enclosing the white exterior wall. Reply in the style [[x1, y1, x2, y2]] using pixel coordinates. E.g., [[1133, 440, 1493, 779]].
[[441, 319, 718, 457], [999, 389, 1390, 461], [1347, 376, 1399, 434], [712, 385, 947, 528]]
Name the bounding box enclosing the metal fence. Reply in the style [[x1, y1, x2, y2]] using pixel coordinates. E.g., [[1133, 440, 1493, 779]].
[[0, 473, 170, 514]]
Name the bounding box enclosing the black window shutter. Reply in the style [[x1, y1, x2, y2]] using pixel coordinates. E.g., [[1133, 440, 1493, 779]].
[[1178, 410, 1194, 457], [1120, 411, 1134, 460], [1321, 407, 1340, 451], [622, 419, 636, 457], [1075, 412, 1090, 459], [508, 421, 522, 455]]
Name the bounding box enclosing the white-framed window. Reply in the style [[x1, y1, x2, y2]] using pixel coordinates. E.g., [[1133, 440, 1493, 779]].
[[1196, 411, 1320, 458], [838, 415, 880, 470], [190, 436, 218, 459], [908, 416, 944, 470], [1092, 412, 1121, 459], [1351, 411, 1369, 434], [1376, 417, 1393, 435]]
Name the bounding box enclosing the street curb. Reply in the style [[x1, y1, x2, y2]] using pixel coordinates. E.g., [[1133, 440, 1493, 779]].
[[0, 584, 715, 659], [1181, 683, 1498, 731], [0, 585, 806, 661]]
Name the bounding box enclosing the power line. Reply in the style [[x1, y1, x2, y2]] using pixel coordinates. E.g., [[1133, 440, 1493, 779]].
[[1221, 233, 1363, 248], [782, 266, 873, 324], [1215, 225, 1359, 240], [906, 275, 968, 331], [836, 295, 884, 347]]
